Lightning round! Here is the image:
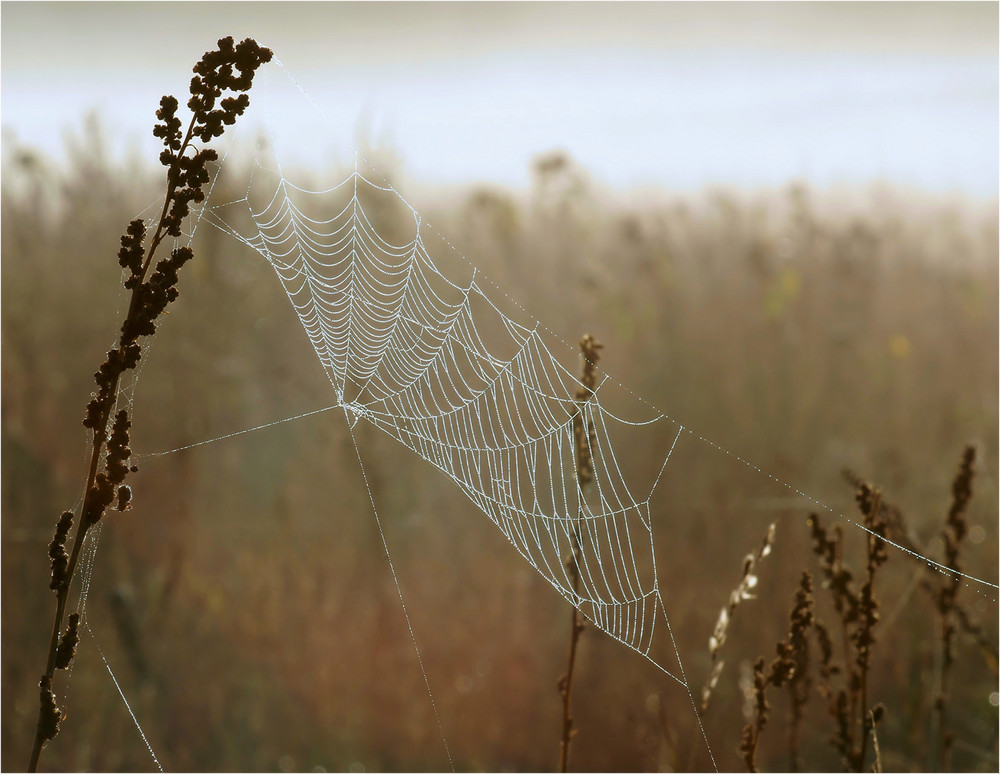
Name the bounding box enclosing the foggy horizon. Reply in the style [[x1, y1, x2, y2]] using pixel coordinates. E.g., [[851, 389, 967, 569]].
[[3, 2, 997, 198]]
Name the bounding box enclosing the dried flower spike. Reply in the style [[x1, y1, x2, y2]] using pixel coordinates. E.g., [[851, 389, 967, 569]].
[[572, 334, 603, 487], [30, 37, 272, 773], [702, 522, 776, 712], [740, 570, 815, 772], [936, 445, 977, 772]]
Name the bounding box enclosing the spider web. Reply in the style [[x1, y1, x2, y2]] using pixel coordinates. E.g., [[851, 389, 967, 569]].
[[210, 163, 685, 670]]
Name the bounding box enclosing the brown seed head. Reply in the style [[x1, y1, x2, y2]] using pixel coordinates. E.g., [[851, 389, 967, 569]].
[[47, 511, 74, 591], [55, 613, 81, 670]]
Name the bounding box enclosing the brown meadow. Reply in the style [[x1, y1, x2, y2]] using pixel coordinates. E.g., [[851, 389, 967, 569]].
[[2, 107, 997, 770]]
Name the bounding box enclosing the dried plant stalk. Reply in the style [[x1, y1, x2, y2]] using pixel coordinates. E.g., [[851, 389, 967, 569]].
[[28, 37, 272, 772], [808, 510, 858, 763], [558, 334, 602, 773], [842, 462, 996, 670], [736, 447, 986, 772], [935, 445, 976, 772], [849, 484, 887, 772], [806, 484, 888, 772], [845, 446, 990, 770], [739, 572, 815, 772], [785, 573, 815, 772], [702, 521, 776, 712]]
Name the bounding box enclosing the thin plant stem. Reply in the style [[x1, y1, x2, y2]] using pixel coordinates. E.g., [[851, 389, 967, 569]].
[[558, 334, 602, 773], [559, 527, 586, 773], [870, 708, 884, 774]]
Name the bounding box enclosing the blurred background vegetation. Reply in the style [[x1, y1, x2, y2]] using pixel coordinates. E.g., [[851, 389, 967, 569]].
[[2, 117, 997, 772]]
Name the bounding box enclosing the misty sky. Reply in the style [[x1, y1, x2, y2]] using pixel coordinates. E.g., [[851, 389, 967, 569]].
[[2, 2, 997, 196]]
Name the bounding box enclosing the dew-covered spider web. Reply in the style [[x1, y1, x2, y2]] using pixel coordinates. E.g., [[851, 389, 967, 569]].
[[209, 163, 688, 669]]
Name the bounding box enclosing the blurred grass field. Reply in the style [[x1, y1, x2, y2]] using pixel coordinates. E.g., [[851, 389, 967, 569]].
[[2, 124, 997, 772]]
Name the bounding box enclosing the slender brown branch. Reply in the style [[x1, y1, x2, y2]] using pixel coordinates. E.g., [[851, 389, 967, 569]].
[[835, 484, 887, 773], [30, 390, 134, 770], [845, 448, 986, 771]]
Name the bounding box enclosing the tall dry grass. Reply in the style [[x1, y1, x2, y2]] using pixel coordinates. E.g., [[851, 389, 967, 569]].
[[2, 134, 997, 770]]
